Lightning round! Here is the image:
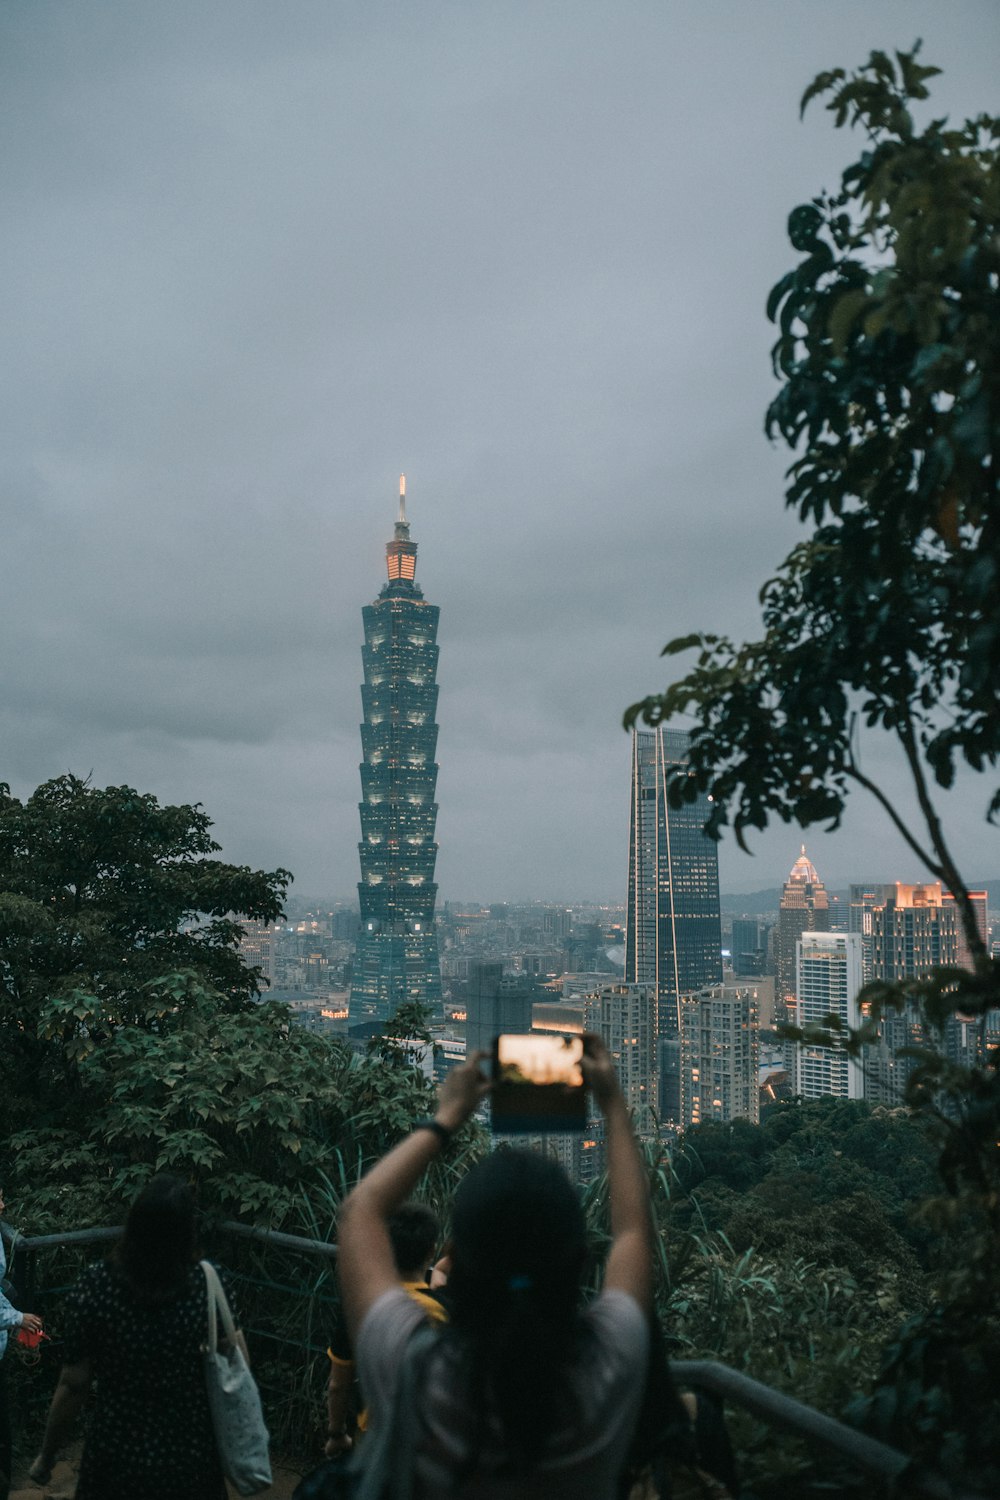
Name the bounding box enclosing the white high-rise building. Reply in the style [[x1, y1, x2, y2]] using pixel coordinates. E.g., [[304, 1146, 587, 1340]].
[[593, 982, 656, 1127], [680, 983, 760, 1128], [794, 932, 863, 1100]]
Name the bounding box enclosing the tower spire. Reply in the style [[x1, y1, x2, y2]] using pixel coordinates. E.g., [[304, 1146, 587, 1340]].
[[386, 475, 417, 587]]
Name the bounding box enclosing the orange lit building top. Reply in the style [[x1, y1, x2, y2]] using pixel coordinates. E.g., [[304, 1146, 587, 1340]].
[[385, 474, 419, 588]]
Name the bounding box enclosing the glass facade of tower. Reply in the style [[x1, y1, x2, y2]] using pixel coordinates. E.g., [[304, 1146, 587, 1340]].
[[349, 492, 442, 1024], [625, 728, 723, 1040]]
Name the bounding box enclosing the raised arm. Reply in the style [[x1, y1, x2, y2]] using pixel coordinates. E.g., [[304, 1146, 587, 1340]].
[[581, 1034, 653, 1314], [337, 1053, 489, 1344]]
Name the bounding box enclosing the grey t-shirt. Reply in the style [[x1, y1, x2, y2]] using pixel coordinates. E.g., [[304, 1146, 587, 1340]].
[[356, 1285, 649, 1499]]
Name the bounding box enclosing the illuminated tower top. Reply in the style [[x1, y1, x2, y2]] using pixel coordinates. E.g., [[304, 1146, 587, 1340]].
[[787, 845, 822, 887], [384, 473, 419, 592], [776, 843, 830, 1008]]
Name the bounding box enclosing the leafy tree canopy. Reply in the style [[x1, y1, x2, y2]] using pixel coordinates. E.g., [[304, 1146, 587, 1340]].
[[0, 777, 485, 1234], [626, 43, 998, 966], [673, 1098, 937, 1272], [628, 46, 999, 1488], [0, 775, 290, 1085], [4, 976, 470, 1230]]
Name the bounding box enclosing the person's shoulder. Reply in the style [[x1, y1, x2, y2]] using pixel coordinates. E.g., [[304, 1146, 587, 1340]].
[[68, 1259, 119, 1310], [78, 1259, 117, 1291], [192, 1259, 240, 1306], [404, 1284, 449, 1324], [572, 1290, 650, 1409], [357, 1286, 424, 1354], [195, 1258, 233, 1285], [584, 1289, 650, 1351]]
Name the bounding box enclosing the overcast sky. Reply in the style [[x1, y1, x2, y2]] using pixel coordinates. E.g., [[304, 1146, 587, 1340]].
[[3, 1, 998, 904]]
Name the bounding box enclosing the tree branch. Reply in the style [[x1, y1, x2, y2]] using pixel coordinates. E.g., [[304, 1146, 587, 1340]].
[[843, 758, 945, 879], [896, 716, 991, 974]]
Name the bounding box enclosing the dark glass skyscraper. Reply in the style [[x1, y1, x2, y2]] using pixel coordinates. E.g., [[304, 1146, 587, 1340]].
[[625, 728, 723, 1040], [349, 479, 442, 1024]]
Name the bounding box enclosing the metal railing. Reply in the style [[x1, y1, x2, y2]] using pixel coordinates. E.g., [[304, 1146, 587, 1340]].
[[671, 1360, 981, 1500], [2, 1221, 985, 1499], [2, 1218, 337, 1311]]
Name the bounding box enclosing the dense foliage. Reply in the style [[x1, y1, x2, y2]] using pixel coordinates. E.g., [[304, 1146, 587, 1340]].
[[627, 46, 999, 1492], [0, 779, 484, 1475], [6, 978, 453, 1228], [673, 1099, 937, 1279], [0, 774, 289, 1094], [0, 772, 966, 1490], [0, 777, 479, 1229], [576, 1106, 928, 1495]]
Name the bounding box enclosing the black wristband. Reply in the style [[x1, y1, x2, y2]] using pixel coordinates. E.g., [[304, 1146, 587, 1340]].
[[415, 1118, 453, 1146]]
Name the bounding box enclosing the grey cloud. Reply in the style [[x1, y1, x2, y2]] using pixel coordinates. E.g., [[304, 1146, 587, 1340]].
[[3, 0, 998, 897]]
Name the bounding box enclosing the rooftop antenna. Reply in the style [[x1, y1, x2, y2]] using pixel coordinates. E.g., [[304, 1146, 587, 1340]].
[[399, 473, 407, 523]]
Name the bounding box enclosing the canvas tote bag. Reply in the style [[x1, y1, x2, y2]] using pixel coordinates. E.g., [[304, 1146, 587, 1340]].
[[201, 1259, 273, 1495]]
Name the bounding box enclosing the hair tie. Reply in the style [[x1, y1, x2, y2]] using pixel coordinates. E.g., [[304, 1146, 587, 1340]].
[[507, 1274, 533, 1292]]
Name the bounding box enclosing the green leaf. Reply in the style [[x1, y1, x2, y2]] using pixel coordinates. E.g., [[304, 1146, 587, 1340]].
[[826, 287, 869, 354], [800, 67, 846, 118]]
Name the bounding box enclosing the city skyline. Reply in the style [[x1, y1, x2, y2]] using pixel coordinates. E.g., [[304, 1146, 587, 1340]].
[[2, 3, 998, 902]]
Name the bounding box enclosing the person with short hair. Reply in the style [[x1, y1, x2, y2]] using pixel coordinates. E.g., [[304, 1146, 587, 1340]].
[[337, 1035, 652, 1497], [30, 1175, 246, 1500], [0, 1186, 43, 1500], [325, 1199, 446, 1456]]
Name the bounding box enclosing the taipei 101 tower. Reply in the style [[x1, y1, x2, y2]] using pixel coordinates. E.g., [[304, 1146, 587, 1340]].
[[349, 478, 443, 1024]]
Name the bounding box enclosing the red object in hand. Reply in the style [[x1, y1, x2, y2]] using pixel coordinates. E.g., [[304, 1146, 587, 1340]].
[[15, 1326, 48, 1351]]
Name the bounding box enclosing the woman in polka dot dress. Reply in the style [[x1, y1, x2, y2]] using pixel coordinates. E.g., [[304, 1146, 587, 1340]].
[[30, 1175, 246, 1500]]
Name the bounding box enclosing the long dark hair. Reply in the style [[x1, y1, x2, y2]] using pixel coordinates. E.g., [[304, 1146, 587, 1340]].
[[115, 1174, 197, 1304], [446, 1149, 586, 1473]]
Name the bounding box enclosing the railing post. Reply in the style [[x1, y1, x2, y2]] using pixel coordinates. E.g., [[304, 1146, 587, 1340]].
[[22, 1248, 37, 1310]]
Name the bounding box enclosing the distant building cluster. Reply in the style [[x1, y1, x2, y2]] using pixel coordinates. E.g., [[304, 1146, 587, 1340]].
[[235, 482, 998, 1179]]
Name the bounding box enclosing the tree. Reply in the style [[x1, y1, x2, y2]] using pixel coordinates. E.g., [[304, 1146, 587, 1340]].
[[672, 1098, 938, 1272], [4, 976, 465, 1229], [0, 775, 485, 1233], [0, 774, 290, 1108], [626, 46, 999, 1489], [626, 44, 998, 962]]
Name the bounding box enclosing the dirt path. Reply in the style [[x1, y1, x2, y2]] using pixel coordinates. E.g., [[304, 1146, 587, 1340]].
[[10, 1447, 309, 1499]]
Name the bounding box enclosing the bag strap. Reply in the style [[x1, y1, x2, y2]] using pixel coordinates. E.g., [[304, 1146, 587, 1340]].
[[200, 1259, 238, 1355]]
